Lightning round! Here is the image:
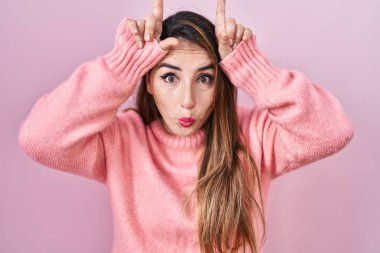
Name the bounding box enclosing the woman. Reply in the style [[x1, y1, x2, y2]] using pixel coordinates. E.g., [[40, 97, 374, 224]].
[[18, 0, 355, 252]]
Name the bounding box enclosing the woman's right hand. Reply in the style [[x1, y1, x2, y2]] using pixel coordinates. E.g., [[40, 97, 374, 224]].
[[125, 0, 179, 51]]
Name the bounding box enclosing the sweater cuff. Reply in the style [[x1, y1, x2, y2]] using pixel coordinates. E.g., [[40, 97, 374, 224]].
[[219, 34, 281, 99], [101, 17, 168, 84]]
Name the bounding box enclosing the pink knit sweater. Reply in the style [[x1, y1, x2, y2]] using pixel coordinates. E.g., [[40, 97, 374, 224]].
[[18, 17, 354, 253]]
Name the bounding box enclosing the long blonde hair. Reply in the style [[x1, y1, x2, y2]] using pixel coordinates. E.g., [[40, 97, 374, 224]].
[[130, 11, 266, 253]]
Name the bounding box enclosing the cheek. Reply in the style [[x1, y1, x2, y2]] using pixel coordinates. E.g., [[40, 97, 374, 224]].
[[199, 89, 215, 107], [150, 86, 176, 115]]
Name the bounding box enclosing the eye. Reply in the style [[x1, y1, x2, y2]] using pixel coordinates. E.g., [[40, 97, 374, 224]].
[[198, 74, 214, 85], [160, 73, 178, 84]]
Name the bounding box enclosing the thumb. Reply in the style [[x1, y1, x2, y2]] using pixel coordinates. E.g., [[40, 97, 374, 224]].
[[218, 32, 232, 60], [158, 37, 180, 51], [218, 32, 230, 48]]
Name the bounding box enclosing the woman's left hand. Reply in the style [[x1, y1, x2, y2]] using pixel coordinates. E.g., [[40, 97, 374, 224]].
[[215, 0, 254, 60]]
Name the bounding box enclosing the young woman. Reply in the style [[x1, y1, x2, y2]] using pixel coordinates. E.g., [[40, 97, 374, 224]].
[[18, 0, 355, 252]]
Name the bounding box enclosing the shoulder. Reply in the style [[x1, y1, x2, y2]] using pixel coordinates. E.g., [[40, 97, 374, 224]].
[[116, 108, 148, 135], [236, 103, 266, 146], [237, 103, 258, 125]]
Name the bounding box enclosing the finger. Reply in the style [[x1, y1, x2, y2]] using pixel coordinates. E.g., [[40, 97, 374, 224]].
[[215, 0, 226, 30], [153, 21, 163, 41], [217, 31, 232, 59], [242, 28, 253, 41], [158, 37, 180, 51], [126, 19, 139, 35], [153, 0, 164, 22], [225, 17, 236, 46], [144, 13, 157, 41], [218, 31, 230, 47], [137, 20, 146, 48], [233, 24, 245, 47], [126, 19, 142, 48]]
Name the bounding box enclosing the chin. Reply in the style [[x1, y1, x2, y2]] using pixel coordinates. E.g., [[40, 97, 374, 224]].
[[175, 129, 195, 137]]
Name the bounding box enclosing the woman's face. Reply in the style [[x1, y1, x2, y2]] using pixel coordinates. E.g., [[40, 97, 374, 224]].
[[147, 40, 216, 137]]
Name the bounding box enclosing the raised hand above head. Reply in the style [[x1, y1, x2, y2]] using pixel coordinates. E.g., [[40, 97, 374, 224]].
[[215, 0, 254, 60], [125, 0, 179, 51]]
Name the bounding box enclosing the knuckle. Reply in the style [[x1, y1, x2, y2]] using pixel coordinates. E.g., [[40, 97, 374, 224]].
[[137, 35, 144, 42], [145, 23, 154, 30], [137, 20, 144, 29], [227, 17, 236, 23], [146, 13, 156, 19], [126, 18, 135, 25], [226, 26, 235, 34], [146, 14, 157, 25]]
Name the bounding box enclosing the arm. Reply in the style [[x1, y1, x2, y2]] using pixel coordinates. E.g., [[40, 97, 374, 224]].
[[219, 35, 355, 179], [18, 18, 168, 184]]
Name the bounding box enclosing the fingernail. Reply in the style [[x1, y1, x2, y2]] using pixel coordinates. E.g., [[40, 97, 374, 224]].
[[145, 34, 150, 41], [138, 41, 143, 48], [229, 39, 233, 46]]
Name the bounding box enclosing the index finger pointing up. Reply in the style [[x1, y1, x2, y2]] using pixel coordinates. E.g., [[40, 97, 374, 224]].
[[153, 0, 164, 21], [215, 0, 226, 26]]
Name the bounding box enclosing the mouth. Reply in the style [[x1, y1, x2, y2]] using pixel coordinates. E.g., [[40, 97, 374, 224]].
[[178, 117, 195, 128]]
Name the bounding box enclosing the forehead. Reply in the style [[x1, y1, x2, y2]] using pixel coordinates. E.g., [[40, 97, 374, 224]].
[[157, 41, 214, 70]]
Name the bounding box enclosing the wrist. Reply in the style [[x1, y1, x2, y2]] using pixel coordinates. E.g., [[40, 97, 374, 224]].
[[219, 34, 280, 89]]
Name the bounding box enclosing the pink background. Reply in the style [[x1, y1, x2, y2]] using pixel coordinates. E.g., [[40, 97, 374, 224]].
[[1, 0, 379, 252]]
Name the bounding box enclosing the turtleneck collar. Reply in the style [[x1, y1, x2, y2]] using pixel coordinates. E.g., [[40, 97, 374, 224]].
[[149, 119, 205, 149]]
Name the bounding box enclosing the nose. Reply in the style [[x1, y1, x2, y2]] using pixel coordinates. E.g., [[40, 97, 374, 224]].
[[180, 84, 195, 109]]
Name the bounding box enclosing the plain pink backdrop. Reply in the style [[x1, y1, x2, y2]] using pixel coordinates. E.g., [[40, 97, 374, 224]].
[[1, 0, 379, 252]]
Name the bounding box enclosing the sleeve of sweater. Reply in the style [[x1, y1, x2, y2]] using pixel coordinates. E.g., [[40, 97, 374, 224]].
[[17, 17, 168, 184], [219, 34, 355, 180]]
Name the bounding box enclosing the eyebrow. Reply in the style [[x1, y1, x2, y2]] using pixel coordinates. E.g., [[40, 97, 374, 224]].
[[156, 63, 214, 72]]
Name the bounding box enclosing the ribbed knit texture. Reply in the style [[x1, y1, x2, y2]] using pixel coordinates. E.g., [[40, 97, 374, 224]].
[[18, 17, 355, 253]]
